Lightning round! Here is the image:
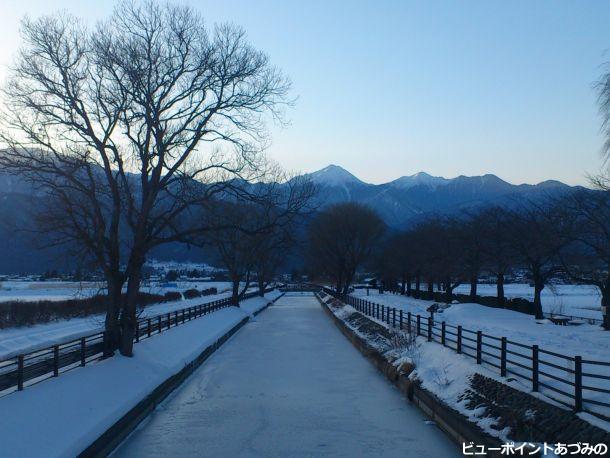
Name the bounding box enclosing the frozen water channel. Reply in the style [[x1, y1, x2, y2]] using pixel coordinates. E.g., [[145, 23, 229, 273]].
[[113, 293, 458, 457]]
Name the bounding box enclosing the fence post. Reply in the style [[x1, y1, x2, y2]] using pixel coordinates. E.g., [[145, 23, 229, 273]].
[[381, 305, 385, 322], [135, 321, 140, 343], [80, 337, 86, 366], [574, 356, 582, 412], [427, 317, 432, 342], [399, 310, 404, 329], [167, 313, 171, 329], [53, 345, 59, 377], [441, 321, 446, 346], [158, 315, 162, 333], [17, 355, 24, 391], [532, 345, 539, 392], [147, 319, 152, 337], [376, 304, 380, 320], [175, 310, 178, 324], [408, 312, 412, 332], [417, 315, 421, 336], [457, 326, 462, 354], [501, 337, 507, 377], [476, 331, 482, 364], [392, 308, 396, 327]]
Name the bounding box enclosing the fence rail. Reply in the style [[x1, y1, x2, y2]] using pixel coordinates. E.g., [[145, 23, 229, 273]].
[[322, 288, 610, 418], [0, 289, 271, 397]]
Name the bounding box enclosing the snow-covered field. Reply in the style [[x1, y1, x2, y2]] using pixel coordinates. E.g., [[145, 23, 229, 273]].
[[0, 283, 244, 359], [453, 283, 602, 319], [0, 292, 280, 458], [0, 280, 234, 302], [352, 289, 609, 361]]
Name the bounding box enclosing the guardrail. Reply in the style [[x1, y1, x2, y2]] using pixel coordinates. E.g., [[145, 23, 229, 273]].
[[0, 289, 272, 397], [322, 288, 610, 418]]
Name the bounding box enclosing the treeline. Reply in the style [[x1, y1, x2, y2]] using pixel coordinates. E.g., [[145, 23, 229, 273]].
[[306, 190, 610, 330]]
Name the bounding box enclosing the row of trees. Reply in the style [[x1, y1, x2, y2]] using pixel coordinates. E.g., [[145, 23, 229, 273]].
[[0, 1, 313, 355], [377, 191, 610, 328], [306, 192, 610, 330]]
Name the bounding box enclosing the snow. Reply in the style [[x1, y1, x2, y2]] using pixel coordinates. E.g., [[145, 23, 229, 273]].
[[348, 290, 610, 425], [0, 292, 279, 458], [0, 280, 235, 303], [351, 290, 609, 361], [307, 164, 364, 186], [113, 293, 457, 457], [389, 171, 450, 189], [0, 285, 252, 360], [452, 283, 602, 320]]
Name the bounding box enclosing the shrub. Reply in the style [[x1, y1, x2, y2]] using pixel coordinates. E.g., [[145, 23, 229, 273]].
[[163, 291, 182, 302], [0, 292, 166, 329], [183, 289, 201, 299]]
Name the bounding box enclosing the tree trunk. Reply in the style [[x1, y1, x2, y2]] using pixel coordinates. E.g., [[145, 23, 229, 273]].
[[400, 276, 406, 295], [469, 274, 478, 301], [415, 273, 421, 297], [257, 276, 265, 296], [104, 274, 124, 357], [119, 262, 144, 357], [445, 276, 452, 303], [497, 272, 505, 308], [231, 279, 240, 306], [601, 282, 610, 331], [532, 270, 544, 319], [406, 275, 412, 296], [427, 279, 433, 294]]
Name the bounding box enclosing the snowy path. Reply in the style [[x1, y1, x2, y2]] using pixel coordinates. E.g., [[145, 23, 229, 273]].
[[113, 293, 458, 457]]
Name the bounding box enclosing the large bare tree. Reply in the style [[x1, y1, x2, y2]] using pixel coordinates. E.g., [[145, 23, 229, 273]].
[[0, 1, 291, 355]]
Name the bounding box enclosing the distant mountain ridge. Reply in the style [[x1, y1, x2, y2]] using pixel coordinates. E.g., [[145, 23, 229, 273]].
[[0, 166, 584, 273], [304, 165, 581, 228]]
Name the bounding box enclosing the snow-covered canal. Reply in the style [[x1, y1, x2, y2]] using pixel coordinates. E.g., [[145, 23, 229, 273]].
[[113, 293, 458, 457]]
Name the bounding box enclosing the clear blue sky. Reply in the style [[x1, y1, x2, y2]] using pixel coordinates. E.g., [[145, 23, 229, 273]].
[[2, 0, 609, 185]]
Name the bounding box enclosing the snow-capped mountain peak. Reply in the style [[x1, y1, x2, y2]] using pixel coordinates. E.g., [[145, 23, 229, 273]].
[[307, 164, 364, 186], [389, 171, 449, 189]]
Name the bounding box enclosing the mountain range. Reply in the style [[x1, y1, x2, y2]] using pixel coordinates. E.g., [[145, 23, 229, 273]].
[[0, 166, 582, 273], [303, 165, 579, 228]]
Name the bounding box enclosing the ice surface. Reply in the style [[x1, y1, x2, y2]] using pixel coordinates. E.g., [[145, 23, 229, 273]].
[[113, 294, 457, 457]]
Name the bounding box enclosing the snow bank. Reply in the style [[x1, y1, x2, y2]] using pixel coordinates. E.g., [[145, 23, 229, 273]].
[[0, 293, 277, 458]]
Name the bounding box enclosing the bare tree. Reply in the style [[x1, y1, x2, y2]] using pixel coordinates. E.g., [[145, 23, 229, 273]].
[[201, 173, 315, 305], [477, 207, 518, 307], [453, 214, 485, 301], [506, 203, 571, 319], [0, 1, 291, 355], [558, 190, 610, 329], [307, 202, 385, 294]]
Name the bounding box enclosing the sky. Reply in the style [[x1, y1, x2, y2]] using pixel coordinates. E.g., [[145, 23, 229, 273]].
[[1, 0, 609, 186]]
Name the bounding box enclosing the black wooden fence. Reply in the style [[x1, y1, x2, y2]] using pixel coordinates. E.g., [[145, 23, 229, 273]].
[[323, 289, 610, 418], [0, 290, 270, 397]]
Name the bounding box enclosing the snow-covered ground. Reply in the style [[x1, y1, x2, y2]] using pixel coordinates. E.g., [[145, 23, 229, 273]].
[[0, 292, 279, 458], [352, 290, 609, 361], [453, 283, 602, 319], [0, 280, 234, 302], [113, 293, 457, 457], [0, 285, 245, 359], [351, 289, 610, 419], [320, 293, 610, 437]]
